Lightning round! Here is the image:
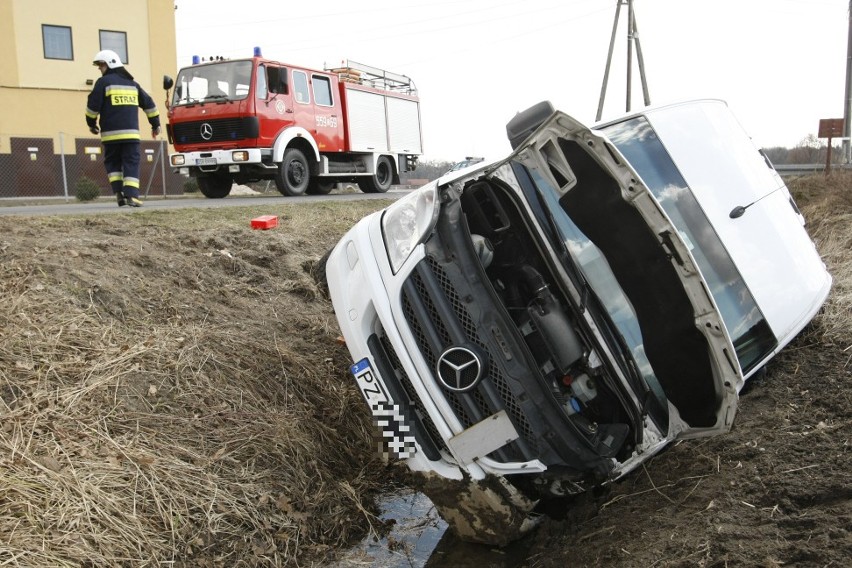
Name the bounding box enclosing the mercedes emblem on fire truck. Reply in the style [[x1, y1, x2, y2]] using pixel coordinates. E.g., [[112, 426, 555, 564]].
[[200, 123, 213, 140], [436, 346, 484, 392]]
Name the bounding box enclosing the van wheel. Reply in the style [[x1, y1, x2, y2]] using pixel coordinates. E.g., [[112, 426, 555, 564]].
[[307, 178, 335, 195], [197, 172, 232, 198], [310, 247, 334, 299], [275, 148, 310, 196], [360, 156, 393, 193]]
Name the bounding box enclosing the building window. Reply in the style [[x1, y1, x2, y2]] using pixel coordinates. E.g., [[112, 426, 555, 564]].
[[42, 24, 73, 60], [99, 30, 128, 64]]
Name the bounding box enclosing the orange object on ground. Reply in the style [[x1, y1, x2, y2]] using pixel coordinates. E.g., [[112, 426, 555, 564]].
[[251, 215, 278, 230]]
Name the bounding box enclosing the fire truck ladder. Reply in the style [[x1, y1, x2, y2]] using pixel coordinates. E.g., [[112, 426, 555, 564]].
[[326, 60, 417, 95]]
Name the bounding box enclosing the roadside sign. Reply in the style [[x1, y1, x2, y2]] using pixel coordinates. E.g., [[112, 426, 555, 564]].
[[818, 118, 844, 139], [818, 118, 845, 176]]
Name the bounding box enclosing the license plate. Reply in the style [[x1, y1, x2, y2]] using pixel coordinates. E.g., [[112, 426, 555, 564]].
[[196, 157, 216, 166], [351, 358, 416, 458], [351, 358, 390, 407]]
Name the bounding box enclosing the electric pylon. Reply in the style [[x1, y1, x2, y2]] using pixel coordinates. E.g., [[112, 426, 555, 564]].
[[596, 0, 651, 121]]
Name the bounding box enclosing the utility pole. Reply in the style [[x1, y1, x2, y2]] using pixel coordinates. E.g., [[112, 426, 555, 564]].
[[596, 0, 651, 122], [844, 0, 852, 163]]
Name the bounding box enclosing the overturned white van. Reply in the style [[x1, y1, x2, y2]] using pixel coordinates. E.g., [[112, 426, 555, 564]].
[[325, 100, 831, 544]]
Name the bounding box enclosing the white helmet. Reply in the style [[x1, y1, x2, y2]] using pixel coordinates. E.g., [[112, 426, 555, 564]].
[[93, 49, 123, 69]]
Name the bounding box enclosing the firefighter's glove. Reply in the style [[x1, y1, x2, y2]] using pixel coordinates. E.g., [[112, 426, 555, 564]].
[[89, 126, 100, 135]]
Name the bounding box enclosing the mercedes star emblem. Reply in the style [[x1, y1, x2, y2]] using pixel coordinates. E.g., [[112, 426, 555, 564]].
[[436, 346, 484, 392], [200, 123, 213, 140]]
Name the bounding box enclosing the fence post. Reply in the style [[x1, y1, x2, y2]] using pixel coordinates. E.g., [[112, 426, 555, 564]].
[[59, 132, 69, 202]]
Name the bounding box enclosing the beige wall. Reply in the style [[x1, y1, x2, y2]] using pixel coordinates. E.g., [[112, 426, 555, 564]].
[[0, 0, 176, 154], [0, 1, 20, 86]]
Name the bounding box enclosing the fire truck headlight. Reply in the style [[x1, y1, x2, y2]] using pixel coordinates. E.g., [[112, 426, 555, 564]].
[[171, 155, 186, 166], [381, 183, 438, 273], [231, 151, 249, 162]]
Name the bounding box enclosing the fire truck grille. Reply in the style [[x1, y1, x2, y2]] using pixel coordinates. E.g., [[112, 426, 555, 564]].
[[171, 118, 248, 144], [399, 256, 539, 462]]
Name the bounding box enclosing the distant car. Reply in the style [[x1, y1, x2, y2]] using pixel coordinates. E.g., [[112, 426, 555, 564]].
[[325, 100, 831, 545], [444, 156, 485, 174]]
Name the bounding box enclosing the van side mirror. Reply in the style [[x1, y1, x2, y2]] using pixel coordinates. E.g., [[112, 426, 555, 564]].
[[506, 101, 555, 150]]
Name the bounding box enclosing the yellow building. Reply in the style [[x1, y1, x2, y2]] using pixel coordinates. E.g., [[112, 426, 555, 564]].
[[0, 0, 178, 197]]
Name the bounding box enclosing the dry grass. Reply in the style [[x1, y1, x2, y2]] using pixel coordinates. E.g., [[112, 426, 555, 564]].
[[790, 171, 852, 346], [0, 175, 848, 567], [0, 200, 393, 566]]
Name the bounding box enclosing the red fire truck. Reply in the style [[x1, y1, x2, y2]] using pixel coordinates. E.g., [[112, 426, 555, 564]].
[[163, 49, 422, 197]]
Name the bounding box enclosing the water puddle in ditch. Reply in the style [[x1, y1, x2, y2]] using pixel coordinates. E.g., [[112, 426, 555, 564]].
[[330, 487, 535, 567]]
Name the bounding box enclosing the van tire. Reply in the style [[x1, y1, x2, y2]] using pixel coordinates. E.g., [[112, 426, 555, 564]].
[[360, 155, 393, 193], [275, 148, 310, 196], [197, 172, 233, 198], [310, 247, 334, 299]]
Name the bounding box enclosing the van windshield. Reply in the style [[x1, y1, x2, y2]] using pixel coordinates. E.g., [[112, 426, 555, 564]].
[[601, 117, 777, 373], [172, 60, 253, 105]]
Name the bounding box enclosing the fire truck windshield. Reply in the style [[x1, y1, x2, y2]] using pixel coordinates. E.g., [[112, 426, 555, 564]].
[[172, 60, 253, 106]]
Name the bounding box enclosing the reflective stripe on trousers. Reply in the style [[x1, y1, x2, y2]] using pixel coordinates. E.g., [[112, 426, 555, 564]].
[[103, 142, 141, 198]]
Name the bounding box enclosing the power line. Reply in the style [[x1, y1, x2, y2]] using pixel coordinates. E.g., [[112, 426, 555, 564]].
[[175, 0, 597, 65]]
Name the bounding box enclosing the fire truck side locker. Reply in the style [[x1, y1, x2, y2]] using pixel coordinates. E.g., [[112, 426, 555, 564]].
[[341, 83, 423, 157]]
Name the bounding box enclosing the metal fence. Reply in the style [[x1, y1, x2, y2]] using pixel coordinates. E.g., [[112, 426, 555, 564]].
[[0, 132, 187, 200]]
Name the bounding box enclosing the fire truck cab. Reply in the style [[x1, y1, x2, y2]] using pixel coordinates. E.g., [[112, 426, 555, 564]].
[[165, 50, 422, 198]]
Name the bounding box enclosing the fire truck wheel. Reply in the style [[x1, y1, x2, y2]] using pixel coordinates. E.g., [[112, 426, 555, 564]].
[[197, 173, 233, 198], [307, 178, 335, 195], [275, 148, 310, 196], [360, 156, 393, 193]]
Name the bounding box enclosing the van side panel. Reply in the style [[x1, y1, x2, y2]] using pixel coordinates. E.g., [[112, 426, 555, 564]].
[[644, 101, 831, 346]]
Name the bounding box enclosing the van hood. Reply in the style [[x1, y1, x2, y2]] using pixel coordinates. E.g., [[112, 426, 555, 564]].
[[483, 105, 741, 440]]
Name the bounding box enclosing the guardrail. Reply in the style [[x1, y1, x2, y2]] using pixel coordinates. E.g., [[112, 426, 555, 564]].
[[774, 163, 852, 177]]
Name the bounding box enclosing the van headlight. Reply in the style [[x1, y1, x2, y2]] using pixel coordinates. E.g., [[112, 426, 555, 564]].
[[381, 184, 439, 273]]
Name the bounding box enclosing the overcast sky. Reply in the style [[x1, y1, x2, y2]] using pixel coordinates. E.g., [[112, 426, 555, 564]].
[[173, 0, 850, 162]]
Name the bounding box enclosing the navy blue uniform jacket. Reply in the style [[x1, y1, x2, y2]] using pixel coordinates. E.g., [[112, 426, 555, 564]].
[[85, 69, 160, 143]]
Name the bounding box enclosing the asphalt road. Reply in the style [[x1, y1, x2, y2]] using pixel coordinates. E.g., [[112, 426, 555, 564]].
[[0, 187, 412, 217]]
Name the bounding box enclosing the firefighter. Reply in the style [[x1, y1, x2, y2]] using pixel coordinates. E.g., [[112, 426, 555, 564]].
[[85, 50, 161, 207]]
